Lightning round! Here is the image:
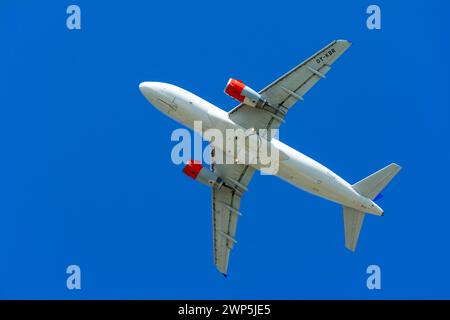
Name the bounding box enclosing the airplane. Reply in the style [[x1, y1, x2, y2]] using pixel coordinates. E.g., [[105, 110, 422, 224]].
[[139, 40, 401, 276]]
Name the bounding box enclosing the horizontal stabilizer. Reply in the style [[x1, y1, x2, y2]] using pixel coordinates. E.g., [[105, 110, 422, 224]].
[[343, 206, 365, 251], [352, 163, 401, 200], [344, 163, 401, 251]]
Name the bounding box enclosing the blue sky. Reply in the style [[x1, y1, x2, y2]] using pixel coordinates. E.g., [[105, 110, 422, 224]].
[[1, 1, 449, 299]]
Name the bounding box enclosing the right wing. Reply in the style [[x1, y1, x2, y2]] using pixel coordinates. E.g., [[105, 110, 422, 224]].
[[211, 148, 255, 275], [229, 40, 352, 132]]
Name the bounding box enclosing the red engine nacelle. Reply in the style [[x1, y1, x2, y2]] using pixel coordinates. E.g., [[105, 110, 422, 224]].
[[224, 78, 265, 108], [182, 160, 223, 187]]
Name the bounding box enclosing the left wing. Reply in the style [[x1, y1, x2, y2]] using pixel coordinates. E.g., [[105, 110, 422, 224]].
[[211, 148, 255, 275], [229, 40, 352, 132]]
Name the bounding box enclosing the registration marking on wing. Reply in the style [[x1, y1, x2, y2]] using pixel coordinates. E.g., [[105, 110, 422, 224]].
[[315, 48, 336, 64]]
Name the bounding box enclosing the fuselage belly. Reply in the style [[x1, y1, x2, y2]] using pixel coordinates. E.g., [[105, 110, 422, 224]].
[[139, 82, 383, 215]]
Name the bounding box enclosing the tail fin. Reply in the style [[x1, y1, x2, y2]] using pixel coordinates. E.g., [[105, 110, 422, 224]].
[[343, 163, 402, 251]]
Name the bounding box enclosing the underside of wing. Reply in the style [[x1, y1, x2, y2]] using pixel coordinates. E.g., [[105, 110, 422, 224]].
[[229, 40, 352, 132], [211, 148, 255, 275], [212, 185, 242, 275]]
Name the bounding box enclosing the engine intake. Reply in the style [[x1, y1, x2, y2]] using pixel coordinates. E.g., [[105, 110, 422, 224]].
[[182, 160, 223, 187], [224, 78, 266, 108]]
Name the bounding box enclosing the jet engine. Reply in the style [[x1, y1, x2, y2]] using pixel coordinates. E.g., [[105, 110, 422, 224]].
[[224, 78, 266, 108], [182, 160, 223, 187]]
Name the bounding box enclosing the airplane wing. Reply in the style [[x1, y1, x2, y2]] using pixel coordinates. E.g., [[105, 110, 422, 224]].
[[229, 40, 352, 132], [211, 147, 255, 275]]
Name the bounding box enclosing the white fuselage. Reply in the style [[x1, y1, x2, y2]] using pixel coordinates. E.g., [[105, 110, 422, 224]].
[[139, 82, 383, 215]]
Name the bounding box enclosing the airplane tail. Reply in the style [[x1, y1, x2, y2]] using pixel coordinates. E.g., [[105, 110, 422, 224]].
[[352, 163, 402, 200], [343, 163, 402, 251]]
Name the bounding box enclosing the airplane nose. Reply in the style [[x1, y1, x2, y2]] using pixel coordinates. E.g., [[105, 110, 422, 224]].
[[139, 82, 157, 98]]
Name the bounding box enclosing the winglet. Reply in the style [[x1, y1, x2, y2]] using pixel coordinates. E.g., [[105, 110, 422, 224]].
[[336, 39, 352, 47]]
